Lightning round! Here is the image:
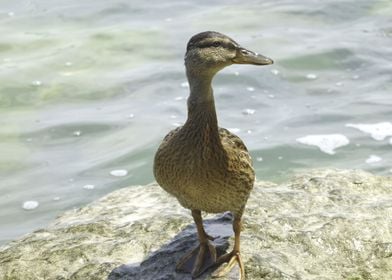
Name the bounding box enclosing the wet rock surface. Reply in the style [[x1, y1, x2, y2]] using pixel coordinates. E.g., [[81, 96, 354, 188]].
[[1, 169, 392, 280]]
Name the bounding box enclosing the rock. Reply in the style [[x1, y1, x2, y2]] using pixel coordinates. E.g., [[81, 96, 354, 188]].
[[1, 169, 392, 280]]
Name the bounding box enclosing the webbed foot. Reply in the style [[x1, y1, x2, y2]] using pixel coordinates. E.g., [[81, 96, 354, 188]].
[[212, 250, 245, 280], [176, 237, 217, 277]]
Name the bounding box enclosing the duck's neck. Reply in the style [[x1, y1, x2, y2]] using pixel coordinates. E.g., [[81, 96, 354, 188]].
[[183, 68, 220, 142]]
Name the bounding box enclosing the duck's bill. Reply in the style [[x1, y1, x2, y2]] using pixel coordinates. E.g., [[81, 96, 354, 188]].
[[232, 47, 273, 65]]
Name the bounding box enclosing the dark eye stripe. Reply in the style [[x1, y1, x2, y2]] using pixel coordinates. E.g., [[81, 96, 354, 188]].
[[197, 40, 236, 50]]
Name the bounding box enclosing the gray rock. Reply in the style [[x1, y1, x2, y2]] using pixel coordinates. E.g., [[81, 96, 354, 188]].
[[1, 169, 392, 280]]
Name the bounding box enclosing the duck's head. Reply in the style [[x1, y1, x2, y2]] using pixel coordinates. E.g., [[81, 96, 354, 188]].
[[185, 31, 273, 76]]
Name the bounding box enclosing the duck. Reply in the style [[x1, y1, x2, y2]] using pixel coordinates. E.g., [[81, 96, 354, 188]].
[[153, 31, 273, 279]]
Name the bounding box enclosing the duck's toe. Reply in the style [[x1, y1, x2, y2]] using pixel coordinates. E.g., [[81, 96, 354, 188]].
[[176, 240, 217, 277], [212, 251, 245, 280]]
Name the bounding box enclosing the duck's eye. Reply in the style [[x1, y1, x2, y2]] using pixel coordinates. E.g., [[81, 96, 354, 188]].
[[212, 41, 221, 47]]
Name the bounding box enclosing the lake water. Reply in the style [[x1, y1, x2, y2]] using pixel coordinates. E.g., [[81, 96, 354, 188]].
[[0, 0, 391, 245]]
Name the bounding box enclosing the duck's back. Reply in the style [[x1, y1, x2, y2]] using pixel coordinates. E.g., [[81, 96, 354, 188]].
[[153, 126, 255, 214]]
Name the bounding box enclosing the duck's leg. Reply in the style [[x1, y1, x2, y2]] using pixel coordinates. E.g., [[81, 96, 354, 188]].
[[212, 214, 245, 280], [176, 209, 217, 277]]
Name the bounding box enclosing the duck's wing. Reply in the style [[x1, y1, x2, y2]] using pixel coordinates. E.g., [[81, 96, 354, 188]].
[[162, 126, 182, 143], [218, 127, 255, 181], [219, 128, 249, 153], [217, 127, 255, 215]]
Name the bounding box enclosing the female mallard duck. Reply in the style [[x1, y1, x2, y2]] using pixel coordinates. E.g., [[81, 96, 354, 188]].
[[153, 31, 273, 279]]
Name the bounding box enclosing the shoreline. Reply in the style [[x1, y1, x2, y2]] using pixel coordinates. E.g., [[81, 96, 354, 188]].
[[1, 169, 391, 279]]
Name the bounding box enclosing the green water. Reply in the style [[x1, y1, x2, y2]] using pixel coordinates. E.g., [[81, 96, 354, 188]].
[[0, 0, 391, 244]]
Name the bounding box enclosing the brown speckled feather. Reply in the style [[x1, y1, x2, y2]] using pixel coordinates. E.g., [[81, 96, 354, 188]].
[[154, 124, 254, 216]]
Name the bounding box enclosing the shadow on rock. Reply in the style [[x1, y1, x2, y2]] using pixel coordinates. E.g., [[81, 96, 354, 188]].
[[108, 213, 234, 280]]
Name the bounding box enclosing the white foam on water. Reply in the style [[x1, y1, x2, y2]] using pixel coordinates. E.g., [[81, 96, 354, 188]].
[[82, 184, 95, 190], [335, 81, 343, 86], [61, 72, 74, 77], [306, 73, 318, 80], [32, 80, 42, 86], [296, 134, 350, 155], [227, 128, 240, 134], [110, 169, 128, 177], [271, 69, 280, 75], [73, 130, 81, 136], [242, 108, 256, 115], [180, 81, 189, 88], [171, 122, 182, 127], [352, 75, 360, 80], [346, 122, 392, 141], [246, 86, 255, 92], [365, 155, 382, 164], [22, 201, 39, 210]]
